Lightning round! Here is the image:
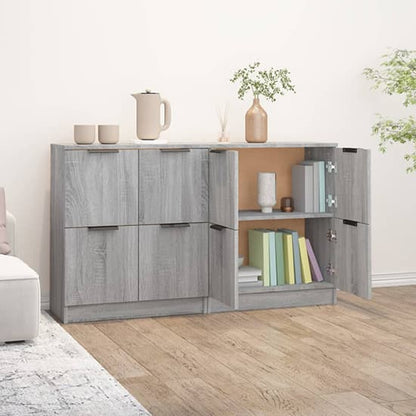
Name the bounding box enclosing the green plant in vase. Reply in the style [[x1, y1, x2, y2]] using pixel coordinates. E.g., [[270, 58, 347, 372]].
[[230, 62, 295, 143], [363, 49, 416, 172]]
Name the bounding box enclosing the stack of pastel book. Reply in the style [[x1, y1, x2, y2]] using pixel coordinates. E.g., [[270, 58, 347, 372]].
[[292, 160, 326, 213], [248, 228, 324, 287], [238, 266, 263, 287]]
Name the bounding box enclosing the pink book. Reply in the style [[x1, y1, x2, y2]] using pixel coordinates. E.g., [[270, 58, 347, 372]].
[[306, 239, 324, 282]]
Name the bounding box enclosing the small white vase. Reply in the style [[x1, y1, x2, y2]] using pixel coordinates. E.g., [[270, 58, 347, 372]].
[[258, 172, 276, 213]]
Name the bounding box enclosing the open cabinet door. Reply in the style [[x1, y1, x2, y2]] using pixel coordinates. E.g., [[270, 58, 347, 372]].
[[334, 148, 370, 225], [209, 150, 238, 230], [332, 218, 371, 299], [208, 150, 239, 311], [306, 146, 371, 299], [209, 226, 238, 310]]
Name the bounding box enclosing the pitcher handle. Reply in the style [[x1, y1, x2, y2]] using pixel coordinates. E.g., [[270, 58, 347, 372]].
[[161, 99, 171, 131]]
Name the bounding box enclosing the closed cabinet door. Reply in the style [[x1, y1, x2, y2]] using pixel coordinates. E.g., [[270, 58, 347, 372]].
[[139, 149, 208, 224], [332, 218, 371, 299], [65, 226, 139, 306], [139, 223, 208, 301], [65, 149, 139, 227]]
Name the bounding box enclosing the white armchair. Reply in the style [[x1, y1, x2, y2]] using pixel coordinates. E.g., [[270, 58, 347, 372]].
[[0, 211, 40, 343], [6, 211, 15, 256]]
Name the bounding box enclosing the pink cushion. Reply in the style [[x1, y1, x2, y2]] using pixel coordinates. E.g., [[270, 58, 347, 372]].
[[0, 188, 11, 255]]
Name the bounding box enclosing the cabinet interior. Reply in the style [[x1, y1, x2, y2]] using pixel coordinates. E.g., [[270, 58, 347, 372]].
[[237, 147, 308, 268]]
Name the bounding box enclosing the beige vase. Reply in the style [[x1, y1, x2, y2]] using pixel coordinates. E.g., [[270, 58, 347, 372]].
[[245, 98, 267, 143]]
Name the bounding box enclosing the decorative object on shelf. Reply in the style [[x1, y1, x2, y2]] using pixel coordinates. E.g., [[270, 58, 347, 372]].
[[216, 103, 229, 142], [230, 62, 295, 143], [257, 172, 276, 213], [363, 49, 416, 173], [238, 256, 244, 268], [98, 125, 119, 144], [74, 125, 95, 145], [280, 196, 294, 212], [131, 90, 171, 140]]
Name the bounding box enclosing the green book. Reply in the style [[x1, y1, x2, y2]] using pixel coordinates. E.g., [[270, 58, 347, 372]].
[[248, 229, 270, 287], [275, 232, 285, 285], [269, 232, 277, 286]]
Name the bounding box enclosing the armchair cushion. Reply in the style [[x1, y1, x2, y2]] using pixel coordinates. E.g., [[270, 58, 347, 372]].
[[0, 188, 11, 255]]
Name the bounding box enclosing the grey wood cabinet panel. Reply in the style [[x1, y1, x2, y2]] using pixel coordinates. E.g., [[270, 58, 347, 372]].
[[305, 147, 336, 215], [65, 150, 138, 227], [139, 149, 208, 224], [139, 223, 209, 301], [332, 218, 371, 299], [305, 218, 332, 283], [334, 148, 370, 225], [209, 226, 238, 310], [209, 150, 238, 230], [305, 147, 370, 224], [65, 226, 139, 306], [50, 145, 65, 321]]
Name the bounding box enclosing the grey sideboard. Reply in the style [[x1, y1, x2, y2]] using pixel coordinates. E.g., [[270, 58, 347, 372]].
[[50, 142, 371, 323]]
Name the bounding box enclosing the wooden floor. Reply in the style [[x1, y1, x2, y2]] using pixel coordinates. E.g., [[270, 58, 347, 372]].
[[64, 287, 416, 416]]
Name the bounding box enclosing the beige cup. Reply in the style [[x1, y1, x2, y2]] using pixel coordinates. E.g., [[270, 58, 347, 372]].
[[74, 125, 96, 144], [98, 125, 119, 144]]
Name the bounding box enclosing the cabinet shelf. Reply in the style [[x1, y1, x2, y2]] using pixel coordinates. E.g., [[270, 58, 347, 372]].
[[238, 281, 334, 295], [238, 210, 334, 221]]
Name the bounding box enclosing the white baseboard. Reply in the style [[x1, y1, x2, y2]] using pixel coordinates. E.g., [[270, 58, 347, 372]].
[[372, 272, 416, 288], [41, 295, 50, 311]]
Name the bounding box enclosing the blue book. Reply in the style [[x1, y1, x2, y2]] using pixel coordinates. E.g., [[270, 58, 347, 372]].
[[268, 232, 277, 286], [317, 161, 325, 212], [278, 229, 302, 285], [275, 232, 285, 286]]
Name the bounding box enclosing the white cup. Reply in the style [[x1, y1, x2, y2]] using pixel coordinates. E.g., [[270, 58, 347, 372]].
[[74, 125, 96, 145], [98, 125, 119, 144]]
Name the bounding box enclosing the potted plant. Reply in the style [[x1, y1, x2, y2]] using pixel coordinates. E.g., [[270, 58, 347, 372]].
[[230, 62, 295, 143], [364, 49, 416, 172]]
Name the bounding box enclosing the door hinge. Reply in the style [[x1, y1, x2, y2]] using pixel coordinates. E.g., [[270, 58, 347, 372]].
[[326, 263, 336, 276], [326, 161, 337, 173], [326, 229, 337, 242], [326, 194, 338, 208]]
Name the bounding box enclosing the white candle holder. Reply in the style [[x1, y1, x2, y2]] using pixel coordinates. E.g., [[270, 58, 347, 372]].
[[257, 172, 276, 213]]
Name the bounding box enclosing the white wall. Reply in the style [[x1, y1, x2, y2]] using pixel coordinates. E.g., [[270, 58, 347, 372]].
[[1, 0, 415, 298]]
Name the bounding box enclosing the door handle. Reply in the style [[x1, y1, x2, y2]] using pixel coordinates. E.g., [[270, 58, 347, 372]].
[[160, 223, 191, 228], [160, 148, 190, 153], [210, 224, 226, 231], [88, 149, 119, 154], [87, 225, 119, 231]]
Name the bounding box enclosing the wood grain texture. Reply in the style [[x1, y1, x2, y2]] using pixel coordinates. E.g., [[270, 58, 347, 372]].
[[209, 227, 238, 311], [238, 147, 304, 211], [304, 147, 337, 216], [335, 148, 370, 225], [333, 218, 371, 299], [58, 141, 338, 151], [305, 217, 332, 283], [63, 286, 416, 416], [238, 286, 336, 310], [139, 223, 209, 301], [139, 149, 208, 224], [50, 145, 65, 321], [63, 297, 205, 323], [64, 226, 139, 306], [209, 150, 238, 230], [65, 149, 139, 227]]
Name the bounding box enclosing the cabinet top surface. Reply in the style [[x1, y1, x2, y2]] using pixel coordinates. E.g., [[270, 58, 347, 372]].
[[52, 141, 338, 150]]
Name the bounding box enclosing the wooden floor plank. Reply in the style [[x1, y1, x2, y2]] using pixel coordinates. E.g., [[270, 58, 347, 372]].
[[63, 287, 416, 416]]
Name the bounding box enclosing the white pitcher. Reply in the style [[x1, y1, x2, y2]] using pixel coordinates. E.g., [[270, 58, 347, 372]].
[[131, 90, 171, 140]]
